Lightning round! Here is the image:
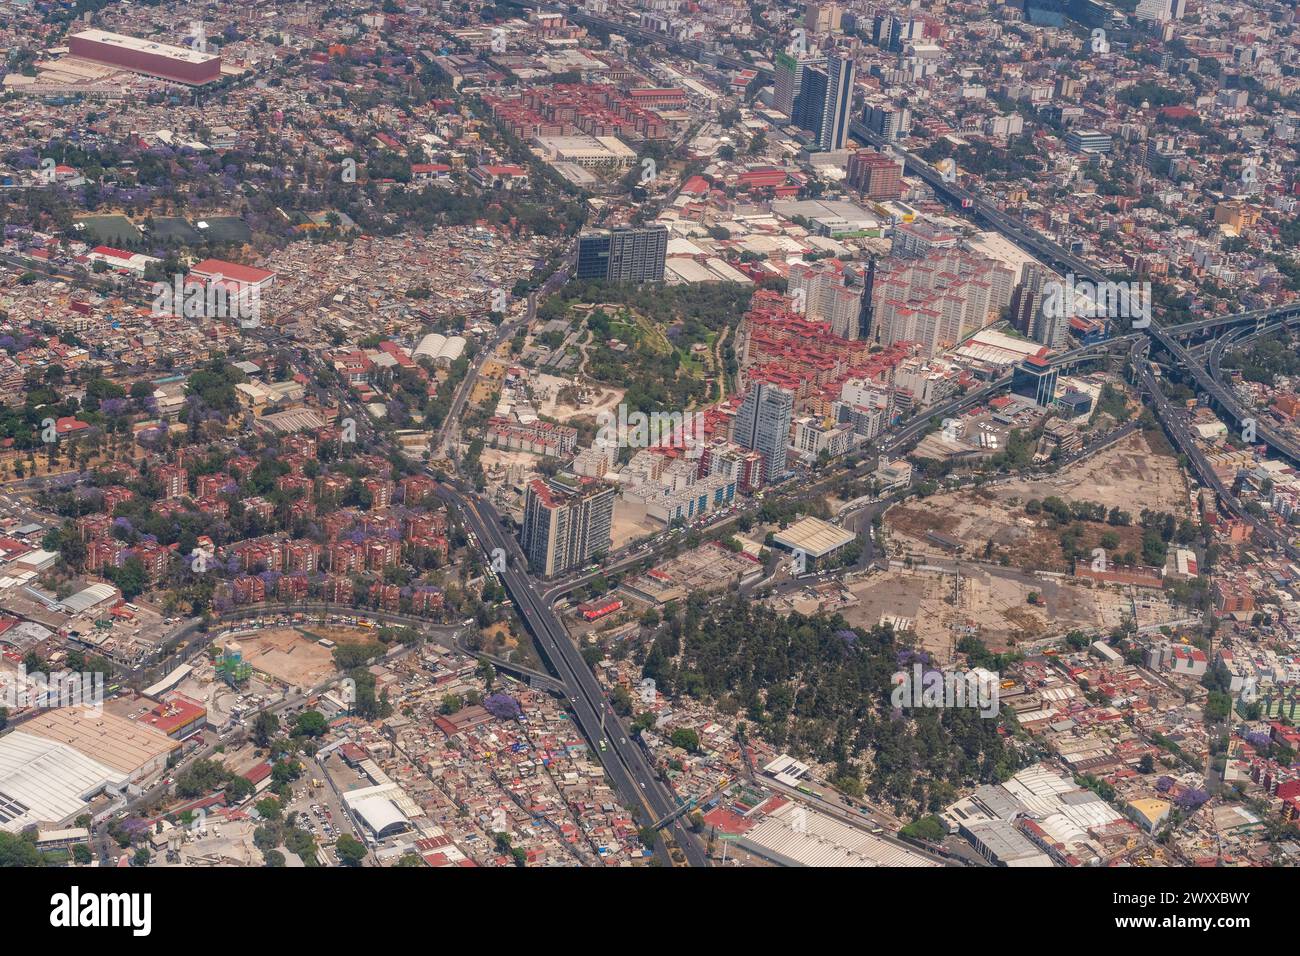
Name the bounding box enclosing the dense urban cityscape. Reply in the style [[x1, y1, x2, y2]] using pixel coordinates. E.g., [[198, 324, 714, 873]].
[[0, 0, 1291, 918]]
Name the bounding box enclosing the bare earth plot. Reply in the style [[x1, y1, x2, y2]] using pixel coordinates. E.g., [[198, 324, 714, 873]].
[[531, 371, 624, 423], [217, 627, 376, 688], [844, 564, 1133, 660], [989, 429, 1188, 515], [887, 430, 1191, 572]]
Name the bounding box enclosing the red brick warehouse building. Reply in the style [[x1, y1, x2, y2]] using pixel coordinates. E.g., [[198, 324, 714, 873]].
[[68, 29, 222, 85]]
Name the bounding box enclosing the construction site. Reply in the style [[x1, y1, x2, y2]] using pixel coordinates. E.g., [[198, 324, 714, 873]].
[[213, 626, 379, 689], [840, 560, 1144, 660]]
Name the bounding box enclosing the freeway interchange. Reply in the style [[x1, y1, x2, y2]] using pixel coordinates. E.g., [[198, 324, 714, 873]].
[[852, 124, 1300, 552]]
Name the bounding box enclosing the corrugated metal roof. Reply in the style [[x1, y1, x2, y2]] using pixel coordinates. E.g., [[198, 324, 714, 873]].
[[0, 731, 126, 832]]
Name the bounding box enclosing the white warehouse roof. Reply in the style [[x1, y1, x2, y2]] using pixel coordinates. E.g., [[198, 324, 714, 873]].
[[347, 795, 408, 838], [0, 731, 126, 832], [436, 335, 466, 363], [413, 333, 446, 361]]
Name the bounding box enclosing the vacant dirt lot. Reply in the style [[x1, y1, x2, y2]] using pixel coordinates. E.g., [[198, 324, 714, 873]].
[[990, 429, 1188, 514], [217, 627, 377, 688], [843, 564, 1134, 658], [886, 430, 1191, 572]]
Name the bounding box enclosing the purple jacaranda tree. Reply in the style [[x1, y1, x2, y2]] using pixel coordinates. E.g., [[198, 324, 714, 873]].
[[483, 693, 523, 721]]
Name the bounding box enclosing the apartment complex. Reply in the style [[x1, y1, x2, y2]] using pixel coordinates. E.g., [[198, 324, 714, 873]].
[[788, 260, 863, 340], [520, 473, 616, 577], [870, 247, 1014, 357], [732, 380, 795, 485], [847, 150, 903, 200]]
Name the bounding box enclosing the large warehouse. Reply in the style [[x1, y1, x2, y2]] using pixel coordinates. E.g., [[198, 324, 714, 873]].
[[19, 708, 179, 785], [0, 707, 180, 832], [771, 515, 858, 570], [0, 732, 127, 833], [67, 30, 222, 86], [413, 333, 467, 368]]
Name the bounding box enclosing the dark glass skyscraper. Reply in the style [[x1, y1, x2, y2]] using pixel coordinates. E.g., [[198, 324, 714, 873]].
[[791, 65, 829, 142], [818, 53, 855, 150], [575, 226, 668, 282], [792, 53, 855, 151]]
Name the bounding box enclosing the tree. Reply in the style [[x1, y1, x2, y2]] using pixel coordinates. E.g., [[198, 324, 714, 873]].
[[270, 759, 302, 790], [293, 711, 328, 737], [226, 775, 255, 802], [0, 831, 43, 866], [335, 833, 367, 867], [252, 711, 280, 747], [669, 728, 700, 753], [900, 816, 946, 842]]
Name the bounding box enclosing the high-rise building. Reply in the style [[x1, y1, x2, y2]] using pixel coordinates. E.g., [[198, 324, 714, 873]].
[[732, 381, 795, 485], [818, 54, 856, 151], [1010, 263, 1049, 336], [788, 261, 863, 339], [791, 64, 829, 141], [863, 104, 911, 140], [853, 257, 877, 341], [792, 53, 854, 151], [773, 52, 825, 118], [871, 13, 896, 50], [805, 2, 842, 34], [870, 247, 1013, 357], [520, 473, 615, 577], [1033, 290, 1070, 349], [575, 226, 668, 282], [1135, 0, 1184, 20], [847, 150, 903, 199], [1023, 0, 1067, 26]]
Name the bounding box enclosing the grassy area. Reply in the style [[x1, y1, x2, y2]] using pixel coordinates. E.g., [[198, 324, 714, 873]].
[[76, 214, 141, 246]]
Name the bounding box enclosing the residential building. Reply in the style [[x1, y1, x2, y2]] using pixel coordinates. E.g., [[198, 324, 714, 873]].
[[732, 381, 795, 485], [520, 473, 616, 577]]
